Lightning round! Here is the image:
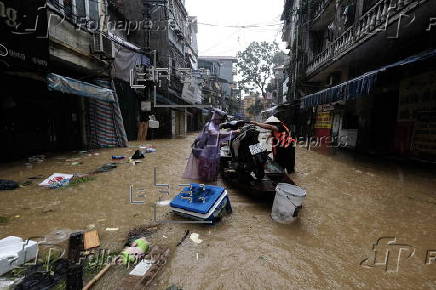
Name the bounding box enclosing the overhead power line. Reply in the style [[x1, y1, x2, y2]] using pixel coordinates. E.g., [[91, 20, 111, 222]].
[[197, 22, 282, 28]]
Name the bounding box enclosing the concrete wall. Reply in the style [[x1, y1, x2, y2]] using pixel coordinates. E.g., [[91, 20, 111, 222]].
[[48, 11, 106, 73]]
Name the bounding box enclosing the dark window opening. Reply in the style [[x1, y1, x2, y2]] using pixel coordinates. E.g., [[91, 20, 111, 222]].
[[342, 112, 359, 129], [76, 0, 86, 19], [89, 0, 100, 25], [63, 0, 73, 19]]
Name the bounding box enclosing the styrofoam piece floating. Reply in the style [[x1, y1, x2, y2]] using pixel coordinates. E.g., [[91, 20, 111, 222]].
[[39, 173, 73, 187], [129, 259, 153, 276], [0, 236, 38, 276]]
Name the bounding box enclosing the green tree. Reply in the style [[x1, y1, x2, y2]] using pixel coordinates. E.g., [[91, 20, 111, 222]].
[[237, 41, 282, 98]]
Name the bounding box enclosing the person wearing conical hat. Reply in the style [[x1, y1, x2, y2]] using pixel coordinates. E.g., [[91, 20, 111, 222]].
[[250, 116, 296, 173]]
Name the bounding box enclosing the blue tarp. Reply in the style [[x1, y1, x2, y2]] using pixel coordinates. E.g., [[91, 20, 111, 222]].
[[301, 49, 436, 109], [47, 73, 115, 103]]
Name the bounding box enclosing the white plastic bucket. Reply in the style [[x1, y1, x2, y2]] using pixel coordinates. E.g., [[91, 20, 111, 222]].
[[271, 183, 306, 224]]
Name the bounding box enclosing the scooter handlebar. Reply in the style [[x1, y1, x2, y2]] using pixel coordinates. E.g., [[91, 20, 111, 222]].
[[220, 120, 247, 129]]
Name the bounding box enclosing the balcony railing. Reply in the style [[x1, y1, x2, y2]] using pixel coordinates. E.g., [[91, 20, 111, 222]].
[[311, 0, 334, 23], [306, 0, 426, 76]]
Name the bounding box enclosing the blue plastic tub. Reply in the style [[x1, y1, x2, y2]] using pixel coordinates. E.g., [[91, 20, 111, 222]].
[[170, 184, 232, 223]]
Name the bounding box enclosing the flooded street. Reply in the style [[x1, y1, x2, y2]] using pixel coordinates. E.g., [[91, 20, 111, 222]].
[[1, 135, 436, 289]]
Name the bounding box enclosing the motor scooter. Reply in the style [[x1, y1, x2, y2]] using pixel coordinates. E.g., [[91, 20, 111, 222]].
[[219, 121, 294, 195]]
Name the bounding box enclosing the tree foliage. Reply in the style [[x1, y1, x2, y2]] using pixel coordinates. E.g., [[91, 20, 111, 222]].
[[237, 41, 281, 98]]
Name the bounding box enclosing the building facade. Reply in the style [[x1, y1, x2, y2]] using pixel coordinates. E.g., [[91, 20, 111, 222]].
[[0, 0, 201, 161], [123, 0, 201, 138], [198, 56, 239, 114], [1, 0, 134, 160], [282, 0, 436, 161]]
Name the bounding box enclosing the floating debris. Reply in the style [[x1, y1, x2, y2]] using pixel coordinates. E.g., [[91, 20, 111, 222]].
[[190, 233, 203, 244], [39, 173, 73, 188], [93, 163, 118, 174], [129, 260, 153, 276], [176, 230, 190, 247], [0, 179, 19, 190], [0, 216, 9, 224], [127, 224, 159, 243], [84, 230, 100, 250]]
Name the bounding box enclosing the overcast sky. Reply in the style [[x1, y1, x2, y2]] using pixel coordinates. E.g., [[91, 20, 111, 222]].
[[185, 0, 286, 57]]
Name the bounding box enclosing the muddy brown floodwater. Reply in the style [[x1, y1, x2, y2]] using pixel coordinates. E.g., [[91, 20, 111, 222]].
[[1, 134, 436, 289]]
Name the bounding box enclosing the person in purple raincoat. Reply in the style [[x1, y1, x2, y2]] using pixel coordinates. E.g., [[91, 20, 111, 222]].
[[183, 110, 238, 182]]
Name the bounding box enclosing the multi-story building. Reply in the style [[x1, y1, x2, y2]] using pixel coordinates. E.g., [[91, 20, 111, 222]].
[[198, 56, 238, 113], [282, 0, 436, 161], [1, 0, 140, 160], [0, 0, 200, 160], [268, 64, 287, 106], [125, 0, 200, 138], [243, 93, 265, 120]]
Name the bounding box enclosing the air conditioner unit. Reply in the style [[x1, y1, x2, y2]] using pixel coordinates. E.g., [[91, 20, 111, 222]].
[[91, 33, 114, 58]]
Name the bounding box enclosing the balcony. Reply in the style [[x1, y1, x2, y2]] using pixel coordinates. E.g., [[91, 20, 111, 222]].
[[170, 75, 184, 94], [306, 0, 428, 77], [311, 0, 336, 30]]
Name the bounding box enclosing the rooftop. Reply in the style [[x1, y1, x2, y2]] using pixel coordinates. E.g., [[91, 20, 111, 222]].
[[198, 56, 238, 63]]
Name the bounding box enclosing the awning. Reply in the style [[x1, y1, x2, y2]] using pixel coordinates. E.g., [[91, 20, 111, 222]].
[[155, 93, 178, 106], [301, 48, 436, 109], [47, 73, 115, 103], [182, 78, 202, 104], [108, 32, 141, 52]]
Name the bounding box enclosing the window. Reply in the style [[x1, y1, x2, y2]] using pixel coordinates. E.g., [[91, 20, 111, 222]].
[[49, 0, 100, 28], [342, 112, 359, 129], [63, 0, 73, 19], [88, 0, 99, 23], [76, 0, 86, 19]]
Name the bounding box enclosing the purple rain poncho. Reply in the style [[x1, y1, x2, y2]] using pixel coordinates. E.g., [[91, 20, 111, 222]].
[[183, 111, 233, 182]]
